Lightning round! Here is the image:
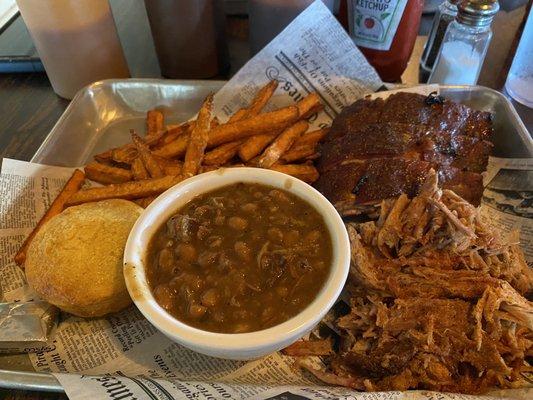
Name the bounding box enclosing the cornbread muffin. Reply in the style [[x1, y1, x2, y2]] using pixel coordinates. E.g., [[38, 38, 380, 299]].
[[25, 199, 143, 317]]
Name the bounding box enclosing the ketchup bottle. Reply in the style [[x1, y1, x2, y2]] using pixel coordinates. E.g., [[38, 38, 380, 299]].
[[347, 0, 424, 82]]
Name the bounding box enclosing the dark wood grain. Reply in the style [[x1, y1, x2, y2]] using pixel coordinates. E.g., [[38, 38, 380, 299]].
[[0, 73, 68, 162], [0, 389, 66, 399], [0, 74, 68, 400]]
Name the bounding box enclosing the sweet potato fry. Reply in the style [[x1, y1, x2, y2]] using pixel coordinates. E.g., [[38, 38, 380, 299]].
[[131, 157, 149, 180], [112, 146, 138, 164], [14, 169, 86, 267], [245, 155, 261, 167], [132, 133, 164, 178], [162, 164, 182, 176], [210, 116, 220, 129], [281, 144, 318, 163], [258, 121, 308, 168], [93, 149, 114, 164], [208, 106, 299, 148], [297, 92, 323, 119], [183, 94, 213, 176], [147, 109, 164, 137], [84, 162, 133, 184], [228, 81, 281, 162], [153, 133, 190, 159], [228, 80, 279, 123], [158, 122, 191, 146], [109, 129, 169, 165], [292, 127, 329, 147], [66, 175, 184, 206], [238, 134, 277, 162], [282, 339, 333, 357], [154, 157, 183, 176], [269, 164, 319, 183], [144, 129, 168, 146], [203, 140, 243, 166], [247, 80, 279, 116], [228, 109, 248, 123], [198, 165, 219, 174]]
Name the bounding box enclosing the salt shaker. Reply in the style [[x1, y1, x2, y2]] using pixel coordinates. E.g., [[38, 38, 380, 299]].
[[420, 0, 460, 82], [428, 0, 499, 85]]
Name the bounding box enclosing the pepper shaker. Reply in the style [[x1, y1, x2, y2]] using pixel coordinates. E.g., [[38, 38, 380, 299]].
[[429, 0, 499, 85], [420, 0, 460, 82]]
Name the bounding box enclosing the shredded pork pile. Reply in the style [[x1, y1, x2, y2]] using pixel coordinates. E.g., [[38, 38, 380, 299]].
[[285, 171, 533, 393]]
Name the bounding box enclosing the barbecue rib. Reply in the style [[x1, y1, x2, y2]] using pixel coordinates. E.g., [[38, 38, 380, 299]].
[[286, 172, 533, 394], [315, 92, 493, 214]]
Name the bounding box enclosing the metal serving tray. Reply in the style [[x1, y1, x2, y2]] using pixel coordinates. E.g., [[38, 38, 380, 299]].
[[1, 79, 532, 394], [32, 79, 227, 167]]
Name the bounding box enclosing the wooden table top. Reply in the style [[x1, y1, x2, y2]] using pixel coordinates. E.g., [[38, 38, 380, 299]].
[[0, 81, 68, 400], [0, 73, 69, 162], [0, 4, 531, 400]]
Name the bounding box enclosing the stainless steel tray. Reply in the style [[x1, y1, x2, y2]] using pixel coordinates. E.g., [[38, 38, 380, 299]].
[[33, 79, 226, 166], [437, 86, 532, 157], [2, 80, 532, 394]]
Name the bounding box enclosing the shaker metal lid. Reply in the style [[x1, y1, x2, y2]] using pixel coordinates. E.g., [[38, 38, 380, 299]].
[[457, 0, 500, 26]]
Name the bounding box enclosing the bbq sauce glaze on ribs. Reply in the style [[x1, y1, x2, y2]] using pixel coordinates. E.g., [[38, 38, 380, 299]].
[[315, 92, 493, 215]]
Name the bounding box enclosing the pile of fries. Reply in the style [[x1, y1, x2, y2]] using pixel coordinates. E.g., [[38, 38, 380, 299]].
[[75, 80, 327, 207], [14, 81, 329, 266]]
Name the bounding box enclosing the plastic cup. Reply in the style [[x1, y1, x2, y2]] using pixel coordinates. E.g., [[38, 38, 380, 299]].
[[505, 9, 533, 108]]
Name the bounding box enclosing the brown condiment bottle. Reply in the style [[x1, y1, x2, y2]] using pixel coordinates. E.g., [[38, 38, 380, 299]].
[[144, 0, 229, 79]]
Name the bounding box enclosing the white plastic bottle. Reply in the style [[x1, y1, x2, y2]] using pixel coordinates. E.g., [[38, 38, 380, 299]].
[[16, 0, 130, 99]]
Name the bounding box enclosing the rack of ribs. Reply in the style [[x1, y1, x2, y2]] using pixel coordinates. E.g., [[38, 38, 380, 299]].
[[315, 92, 493, 215]]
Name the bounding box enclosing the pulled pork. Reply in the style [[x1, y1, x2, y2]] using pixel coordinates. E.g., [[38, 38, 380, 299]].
[[291, 171, 533, 394]]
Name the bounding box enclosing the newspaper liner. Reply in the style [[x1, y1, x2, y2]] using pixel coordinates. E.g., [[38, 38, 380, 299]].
[[0, 2, 531, 399]]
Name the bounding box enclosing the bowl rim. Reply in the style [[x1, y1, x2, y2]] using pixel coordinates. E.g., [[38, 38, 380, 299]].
[[123, 167, 350, 353]]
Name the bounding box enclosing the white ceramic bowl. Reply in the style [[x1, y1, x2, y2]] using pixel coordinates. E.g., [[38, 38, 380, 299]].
[[124, 167, 350, 360]]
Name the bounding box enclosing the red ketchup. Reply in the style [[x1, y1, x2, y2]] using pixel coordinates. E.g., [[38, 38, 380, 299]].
[[347, 0, 424, 82]]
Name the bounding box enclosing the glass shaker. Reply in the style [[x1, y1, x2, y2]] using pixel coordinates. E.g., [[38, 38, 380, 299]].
[[428, 0, 499, 85], [504, 6, 533, 107], [420, 0, 459, 82]]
